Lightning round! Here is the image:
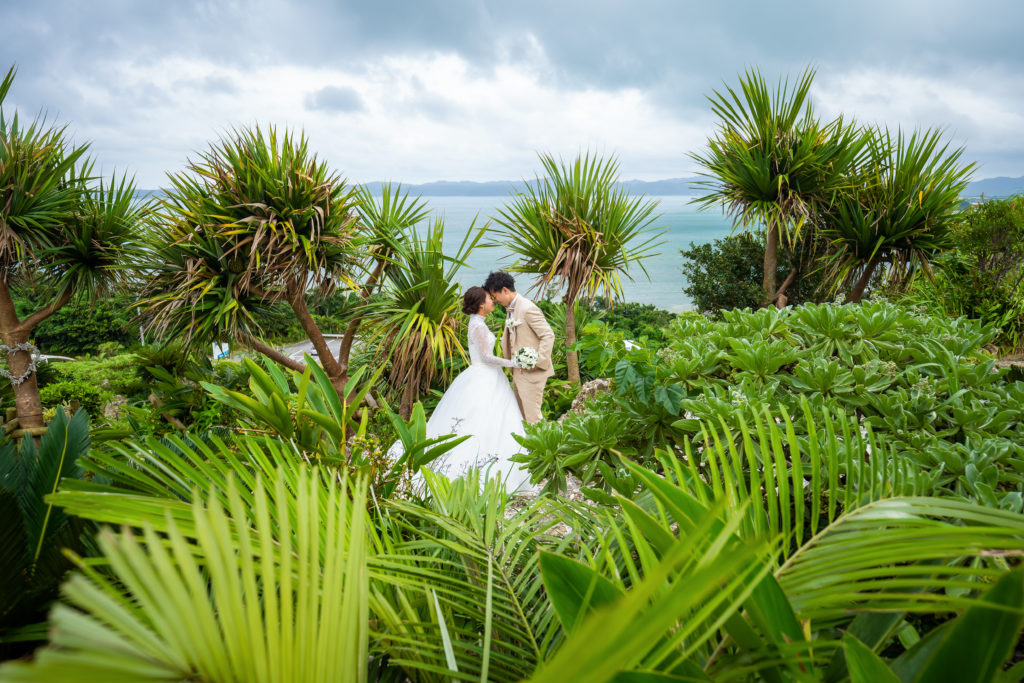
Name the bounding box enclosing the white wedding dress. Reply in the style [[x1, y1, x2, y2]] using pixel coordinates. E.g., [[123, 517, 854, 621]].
[[391, 314, 532, 493]]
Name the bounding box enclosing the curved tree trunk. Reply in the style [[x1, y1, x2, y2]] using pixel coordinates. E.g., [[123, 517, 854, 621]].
[[5, 333, 45, 432], [763, 218, 779, 303], [565, 296, 580, 384], [849, 253, 882, 303], [0, 282, 73, 433]]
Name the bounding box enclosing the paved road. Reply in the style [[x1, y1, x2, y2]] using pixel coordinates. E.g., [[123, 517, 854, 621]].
[[279, 335, 346, 364]]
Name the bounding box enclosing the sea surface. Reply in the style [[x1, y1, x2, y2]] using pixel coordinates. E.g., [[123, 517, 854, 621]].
[[426, 195, 736, 313]]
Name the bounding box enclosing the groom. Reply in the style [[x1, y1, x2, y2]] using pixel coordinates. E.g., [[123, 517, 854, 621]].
[[484, 271, 555, 424]]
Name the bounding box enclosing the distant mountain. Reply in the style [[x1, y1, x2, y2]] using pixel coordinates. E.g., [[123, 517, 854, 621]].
[[963, 175, 1024, 199]]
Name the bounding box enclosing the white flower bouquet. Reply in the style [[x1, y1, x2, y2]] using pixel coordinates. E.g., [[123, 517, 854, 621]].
[[514, 346, 539, 370]]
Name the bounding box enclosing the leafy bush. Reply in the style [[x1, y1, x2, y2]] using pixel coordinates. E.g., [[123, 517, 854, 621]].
[[38, 379, 110, 418], [0, 409, 92, 657], [903, 195, 1024, 351], [24, 295, 140, 356], [593, 297, 676, 341], [681, 230, 829, 315]]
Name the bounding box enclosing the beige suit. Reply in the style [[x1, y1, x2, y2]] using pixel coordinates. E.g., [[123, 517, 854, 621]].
[[500, 295, 555, 424]]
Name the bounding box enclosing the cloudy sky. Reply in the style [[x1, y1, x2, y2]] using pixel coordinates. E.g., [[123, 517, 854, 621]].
[[2, 0, 1022, 188]]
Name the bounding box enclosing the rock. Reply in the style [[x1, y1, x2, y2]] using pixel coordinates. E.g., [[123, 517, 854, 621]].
[[558, 378, 613, 422], [103, 395, 128, 419], [995, 354, 1024, 382]]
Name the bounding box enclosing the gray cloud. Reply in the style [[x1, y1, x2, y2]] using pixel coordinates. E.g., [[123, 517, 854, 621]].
[[305, 85, 365, 112], [1, 0, 1022, 184]]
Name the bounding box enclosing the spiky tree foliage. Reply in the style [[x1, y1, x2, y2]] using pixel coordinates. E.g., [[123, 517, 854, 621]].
[[368, 217, 483, 419], [141, 124, 362, 394], [820, 127, 975, 302], [691, 67, 867, 306], [333, 184, 429, 389], [494, 152, 662, 383], [0, 66, 146, 430]]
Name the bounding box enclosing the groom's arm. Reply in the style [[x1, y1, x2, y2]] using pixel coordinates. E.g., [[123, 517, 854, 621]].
[[524, 305, 555, 372]]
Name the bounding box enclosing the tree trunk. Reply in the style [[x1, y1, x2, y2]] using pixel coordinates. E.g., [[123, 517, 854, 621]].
[[771, 269, 798, 308], [849, 253, 882, 303], [336, 256, 387, 384], [565, 296, 580, 384], [287, 282, 347, 395], [0, 281, 66, 432], [763, 218, 779, 303], [400, 377, 417, 421], [5, 332, 45, 431]]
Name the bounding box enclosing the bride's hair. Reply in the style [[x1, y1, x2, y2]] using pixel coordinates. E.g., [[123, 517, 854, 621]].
[[462, 286, 488, 315]]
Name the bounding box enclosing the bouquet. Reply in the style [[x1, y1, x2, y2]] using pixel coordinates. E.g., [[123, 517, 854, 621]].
[[514, 346, 539, 370]]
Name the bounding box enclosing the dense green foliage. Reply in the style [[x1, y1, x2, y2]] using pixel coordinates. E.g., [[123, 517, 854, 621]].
[[593, 297, 677, 340], [5, 380, 1024, 680], [904, 195, 1024, 351], [12, 294, 140, 356], [517, 301, 1024, 511], [681, 230, 830, 315]]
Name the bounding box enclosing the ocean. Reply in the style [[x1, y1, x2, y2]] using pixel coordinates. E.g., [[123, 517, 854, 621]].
[[428, 195, 736, 313]]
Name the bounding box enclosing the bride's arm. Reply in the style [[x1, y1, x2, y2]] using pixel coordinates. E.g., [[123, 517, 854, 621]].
[[470, 320, 515, 368]]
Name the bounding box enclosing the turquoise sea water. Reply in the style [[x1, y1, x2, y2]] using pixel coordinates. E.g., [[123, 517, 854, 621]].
[[429, 195, 735, 313]]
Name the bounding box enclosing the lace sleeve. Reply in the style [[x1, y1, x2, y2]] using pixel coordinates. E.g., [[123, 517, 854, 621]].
[[470, 318, 514, 368]]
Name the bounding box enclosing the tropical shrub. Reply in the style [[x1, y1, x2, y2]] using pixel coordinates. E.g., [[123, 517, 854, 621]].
[[0, 409, 91, 657], [819, 127, 974, 301], [592, 297, 676, 341], [524, 301, 1024, 511], [903, 195, 1024, 351], [20, 294, 141, 355], [7, 417, 1024, 680]]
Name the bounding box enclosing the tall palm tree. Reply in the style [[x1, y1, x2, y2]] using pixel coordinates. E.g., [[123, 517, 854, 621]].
[[820, 127, 975, 302], [494, 152, 663, 383], [691, 68, 867, 306], [0, 66, 146, 431], [368, 217, 483, 419], [141, 125, 363, 396]]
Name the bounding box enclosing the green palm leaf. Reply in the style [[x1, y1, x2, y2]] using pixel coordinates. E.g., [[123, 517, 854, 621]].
[[0, 467, 369, 682]]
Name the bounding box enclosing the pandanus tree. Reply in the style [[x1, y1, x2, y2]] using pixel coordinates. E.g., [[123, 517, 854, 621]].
[[0, 66, 146, 432], [333, 184, 429, 386], [691, 68, 867, 306], [494, 152, 662, 383], [142, 125, 369, 396], [820, 127, 974, 302], [368, 217, 482, 419]]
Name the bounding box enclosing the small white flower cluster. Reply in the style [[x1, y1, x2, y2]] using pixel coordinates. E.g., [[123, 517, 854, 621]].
[[514, 346, 539, 370]]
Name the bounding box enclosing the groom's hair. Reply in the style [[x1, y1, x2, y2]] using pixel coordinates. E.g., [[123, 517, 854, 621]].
[[483, 271, 515, 293]]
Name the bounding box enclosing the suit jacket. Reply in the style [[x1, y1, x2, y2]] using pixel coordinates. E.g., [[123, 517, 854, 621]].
[[500, 295, 555, 384]]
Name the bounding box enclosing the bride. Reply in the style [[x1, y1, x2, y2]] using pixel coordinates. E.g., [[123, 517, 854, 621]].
[[392, 286, 532, 492]]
